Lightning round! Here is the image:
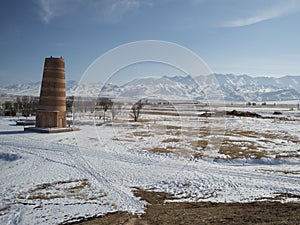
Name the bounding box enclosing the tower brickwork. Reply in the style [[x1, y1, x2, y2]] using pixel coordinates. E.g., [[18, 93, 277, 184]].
[[36, 57, 66, 128]]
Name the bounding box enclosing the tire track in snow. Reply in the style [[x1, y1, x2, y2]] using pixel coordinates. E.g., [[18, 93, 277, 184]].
[[1, 135, 144, 213]]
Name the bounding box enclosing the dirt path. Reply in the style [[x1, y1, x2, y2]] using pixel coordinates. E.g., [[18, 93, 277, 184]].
[[70, 189, 300, 225]]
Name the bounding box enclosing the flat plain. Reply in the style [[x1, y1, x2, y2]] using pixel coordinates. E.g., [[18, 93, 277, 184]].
[[1, 102, 299, 224]]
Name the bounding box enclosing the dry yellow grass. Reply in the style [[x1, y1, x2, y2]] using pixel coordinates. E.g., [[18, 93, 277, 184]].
[[132, 131, 152, 137], [226, 129, 300, 144], [193, 152, 205, 159], [191, 139, 209, 149], [162, 138, 181, 143], [147, 147, 173, 154], [113, 107, 300, 161], [166, 130, 181, 136], [219, 140, 267, 159], [255, 192, 300, 201], [275, 152, 300, 159], [17, 179, 106, 201], [111, 136, 120, 141], [166, 125, 181, 130]]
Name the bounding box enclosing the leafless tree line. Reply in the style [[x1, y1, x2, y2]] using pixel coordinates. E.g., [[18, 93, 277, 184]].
[[1, 95, 144, 122]]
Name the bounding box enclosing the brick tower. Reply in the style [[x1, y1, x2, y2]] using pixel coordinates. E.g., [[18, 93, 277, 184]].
[[36, 57, 66, 128]]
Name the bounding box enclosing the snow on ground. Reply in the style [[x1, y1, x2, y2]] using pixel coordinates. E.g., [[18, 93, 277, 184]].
[[0, 112, 300, 224]]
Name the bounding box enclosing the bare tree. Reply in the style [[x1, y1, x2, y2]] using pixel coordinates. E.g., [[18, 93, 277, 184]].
[[130, 101, 143, 122], [96, 97, 113, 122], [66, 96, 74, 113], [21, 96, 39, 117]]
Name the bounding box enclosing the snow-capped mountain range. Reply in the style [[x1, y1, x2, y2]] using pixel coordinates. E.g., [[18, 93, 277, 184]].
[[1, 74, 300, 102]]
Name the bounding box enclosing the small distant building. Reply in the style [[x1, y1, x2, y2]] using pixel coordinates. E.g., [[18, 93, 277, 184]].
[[35, 57, 67, 128]]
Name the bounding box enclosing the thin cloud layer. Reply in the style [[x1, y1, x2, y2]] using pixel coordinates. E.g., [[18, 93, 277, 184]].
[[37, 0, 60, 24], [35, 0, 152, 24], [224, 0, 300, 27]]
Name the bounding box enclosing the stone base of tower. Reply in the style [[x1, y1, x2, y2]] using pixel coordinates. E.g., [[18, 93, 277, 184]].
[[36, 110, 66, 128], [24, 126, 76, 133]]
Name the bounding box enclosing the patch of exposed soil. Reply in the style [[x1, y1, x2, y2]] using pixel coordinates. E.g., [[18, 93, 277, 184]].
[[69, 189, 300, 225]]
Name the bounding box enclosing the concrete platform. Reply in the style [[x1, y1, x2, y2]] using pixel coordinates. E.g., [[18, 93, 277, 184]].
[[16, 119, 35, 126], [24, 126, 78, 133]]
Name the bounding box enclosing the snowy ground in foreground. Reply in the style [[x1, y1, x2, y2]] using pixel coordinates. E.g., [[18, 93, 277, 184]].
[[0, 113, 300, 224]]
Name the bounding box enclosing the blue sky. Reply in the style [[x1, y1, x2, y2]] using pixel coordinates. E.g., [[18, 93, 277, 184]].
[[1, 0, 300, 85]]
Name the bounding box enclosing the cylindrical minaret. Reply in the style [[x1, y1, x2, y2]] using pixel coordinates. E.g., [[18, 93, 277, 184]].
[[36, 57, 67, 128]]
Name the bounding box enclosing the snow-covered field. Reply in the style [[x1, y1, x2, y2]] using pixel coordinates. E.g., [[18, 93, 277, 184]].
[[1, 106, 300, 224]]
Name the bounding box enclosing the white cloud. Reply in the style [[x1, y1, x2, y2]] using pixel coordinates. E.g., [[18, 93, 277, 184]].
[[106, 0, 142, 23], [224, 0, 300, 27], [111, 0, 140, 12], [35, 0, 153, 24], [36, 0, 68, 24], [37, 0, 56, 24]]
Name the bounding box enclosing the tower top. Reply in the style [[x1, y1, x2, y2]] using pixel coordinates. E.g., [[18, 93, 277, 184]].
[[47, 56, 64, 59]]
